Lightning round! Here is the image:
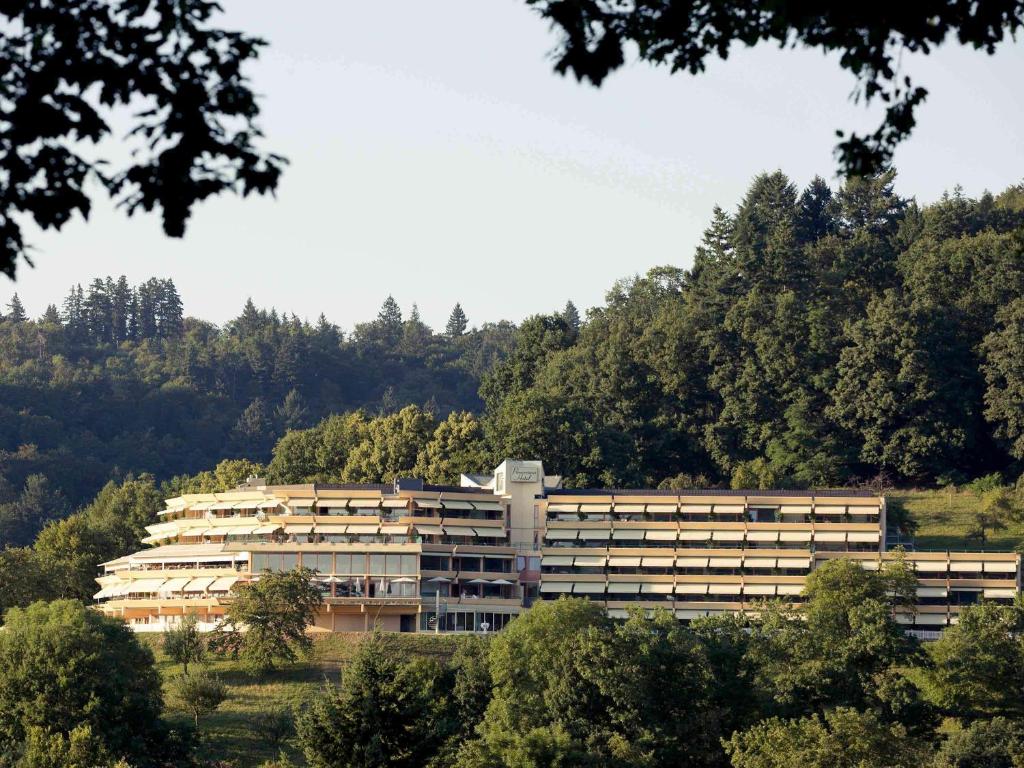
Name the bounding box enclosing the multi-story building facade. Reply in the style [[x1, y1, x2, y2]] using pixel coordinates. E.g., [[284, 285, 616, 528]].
[[94, 460, 1021, 633]]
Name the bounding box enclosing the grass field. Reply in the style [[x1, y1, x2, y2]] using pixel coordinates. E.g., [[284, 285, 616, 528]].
[[149, 632, 463, 766], [891, 488, 1024, 552]]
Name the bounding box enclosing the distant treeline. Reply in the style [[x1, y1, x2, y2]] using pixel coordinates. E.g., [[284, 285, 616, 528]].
[[2, 171, 1024, 547]]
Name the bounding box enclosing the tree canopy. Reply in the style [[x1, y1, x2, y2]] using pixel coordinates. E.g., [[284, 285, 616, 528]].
[[0, 0, 285, 279], [526, 1, 1024, 176]]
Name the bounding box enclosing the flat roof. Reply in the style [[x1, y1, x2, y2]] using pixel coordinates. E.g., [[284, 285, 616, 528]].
[[544, 488, 879, 498]]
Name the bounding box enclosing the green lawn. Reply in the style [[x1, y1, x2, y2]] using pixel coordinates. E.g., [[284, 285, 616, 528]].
[[148, 632, 463, 766], [891, 488, 1024, 552]]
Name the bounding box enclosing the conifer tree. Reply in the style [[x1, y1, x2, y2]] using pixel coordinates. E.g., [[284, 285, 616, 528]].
[[562, 300, 581, 332], [5, 293, 26, 322], [446, 303, 468, 337]]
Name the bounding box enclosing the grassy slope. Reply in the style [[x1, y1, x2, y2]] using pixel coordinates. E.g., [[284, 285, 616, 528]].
[[149, 633, 462, 766], [891, 488, 1024, 552]]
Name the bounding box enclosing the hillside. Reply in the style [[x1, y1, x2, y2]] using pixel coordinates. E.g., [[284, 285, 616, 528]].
[[895, 488, 1024, 552]]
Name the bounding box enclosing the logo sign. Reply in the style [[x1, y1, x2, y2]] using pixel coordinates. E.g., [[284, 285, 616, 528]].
[[510, 466, 540, 483]]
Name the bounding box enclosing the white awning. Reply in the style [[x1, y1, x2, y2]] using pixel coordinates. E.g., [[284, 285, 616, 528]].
[[574, 555, 607, 567], [258, 499, 283, 509], [606, 582, 641, 593], [680, 504, 712, 514], [209, 576, 239, 592], [611, 529, 645, 540], [675, 583, 709, 595], [578, 529, 611, 540], [743, 558, 777, 569], [472, 501, 504, 511], [708, 584, 743, 596], [413, 524, 444, 536], [917, 586, 947, 597], [381, 499, 409, 509], [253, 524, 282, 535], [984, 588, 1017, 599], [348, 499, 380, 510], [743, 584, 777, 595], [646, 504, 679, 514], [141, 533, 173, 544], [777, 558, 811, 569], [579, 503, 612, 514], [442, 500, 475, 510], [573, 582, 606, 594], [184, 577, 216, 592], [125, 578, 166, 593], [679, 530, 712, 541], [540, 582, 573, 593], [675, 609, 707, 619], [815, 506, 846, 516], [676, 557, 709, 569], [779, 530, 812, 541], [541, 555, 575, 566], [158, 577, 191, 594], [713, 505, 745, 515], [472, 528, 507, 538], [545, 529, 579, 540], [413, 498, 444, 509], [709, 557, 742, 568], [949, 561, 984, 572], [711, 530, 744, 541], [92, 587, 118, 599], [746, 530, 779, 542], [915, 614, 949, 626], [232, 500, 258, 509], [209, 501, 236, 510], [779, 505, 812, 516], [645, 529, 679, 541], [442, 526, 476, 537], [316, 524, 350, 534], [613, 504, 646, 514], [857, 560, 881, 570], [284, 524, 314, 534], [813, 531, 846, 542], [848, 506, 880, 516], [379, 524, 410, 535], [346, 524, 381, 535], [225, 526, 258, 537], [641, 557, 674, 567], [983, 561, 1018, 573], [912, 561, 948, 572], [775, 584, 804, 595], [640, 583, 674, 594], [847, 532, 880, 542], [546, 503, 579, 513]]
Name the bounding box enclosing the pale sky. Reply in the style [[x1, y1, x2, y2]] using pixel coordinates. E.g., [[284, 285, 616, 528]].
[[5, 2, 1024, 330]]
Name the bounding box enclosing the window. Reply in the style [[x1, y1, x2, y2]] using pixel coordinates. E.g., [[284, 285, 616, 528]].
[[305, 553, 333, 574], [483, 557, 512, 573], [421, 555, 450, 571], [369, 554, 387, 575], [280, 553, 298, 571]]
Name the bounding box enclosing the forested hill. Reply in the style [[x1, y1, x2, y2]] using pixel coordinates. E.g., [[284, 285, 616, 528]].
[[0, 280, 518, 517], [2, 171, 1024, 549]]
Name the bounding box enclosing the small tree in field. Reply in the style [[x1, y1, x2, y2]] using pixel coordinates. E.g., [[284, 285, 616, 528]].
[[169, 668, 228, 729], [209, 568, 323, 674], [164, 614, 206, 675]]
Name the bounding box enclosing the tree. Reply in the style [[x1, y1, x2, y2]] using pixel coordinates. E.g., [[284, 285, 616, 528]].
[[932, 717, 1024, 768], [0, 600, 176, 767], [982, 298, 1024, 459], [169, 669, 228, 729], [724, 708, 931, 768], [5, 293, 27, 322], [919, 602, 1024, 719], [376, 295, 404, 344], [210, 568, 323, 674], [562, 300, 580, 332], [966, 487, 1022, 546], [164, 615, 206, 675], [0, 0, 284, 279], [0, 548, 52, 616], [414, 411, 491, 484], [228, 397, 278, 460], [296, 633, 451, 768], [276, 389, 311, 431], [525, 1, 1024, 176], [342, 405, 437, 483], [446, 303, 469, 337]]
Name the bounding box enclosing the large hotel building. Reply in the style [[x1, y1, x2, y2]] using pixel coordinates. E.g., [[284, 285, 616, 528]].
[[94, 460, 1021, 634]]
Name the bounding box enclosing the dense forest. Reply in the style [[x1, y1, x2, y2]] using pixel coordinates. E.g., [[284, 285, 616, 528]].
[[3, 171, 1024, 551]]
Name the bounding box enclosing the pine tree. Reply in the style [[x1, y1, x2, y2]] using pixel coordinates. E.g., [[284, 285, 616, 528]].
[[61, 284, 87, 345], [276, 389, 310, 431], [157, 279, 184, 338], [446, 303, 468, 337], [5, 293, 27, 322], [377, 295, 403, 342], [562, 300, 580, 332], [109, 276, 132, 343], [135, 279, 159, 339], [83, 278, 112, 343], [40, 304, 60, 325]]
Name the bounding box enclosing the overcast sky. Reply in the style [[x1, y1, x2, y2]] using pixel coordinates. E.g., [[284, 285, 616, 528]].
[[5, 2, 1023, 330]]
